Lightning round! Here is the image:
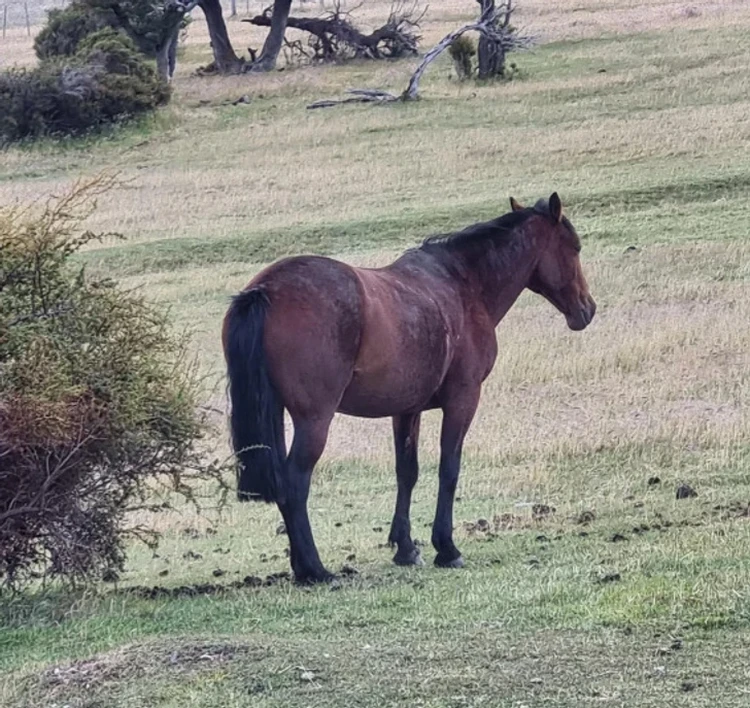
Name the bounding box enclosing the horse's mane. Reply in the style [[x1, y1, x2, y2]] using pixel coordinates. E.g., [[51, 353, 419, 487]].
[[420, 208, 535, 251]]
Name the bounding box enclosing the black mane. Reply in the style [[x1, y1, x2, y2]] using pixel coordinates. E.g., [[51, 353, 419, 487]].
[[420, 208, 534, 251]]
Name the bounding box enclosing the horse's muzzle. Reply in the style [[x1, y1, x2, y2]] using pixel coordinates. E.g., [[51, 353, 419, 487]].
[[566, 296, 596, 331]]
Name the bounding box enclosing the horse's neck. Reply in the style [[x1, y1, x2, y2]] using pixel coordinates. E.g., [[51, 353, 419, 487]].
[[461, 237, 539, 326]]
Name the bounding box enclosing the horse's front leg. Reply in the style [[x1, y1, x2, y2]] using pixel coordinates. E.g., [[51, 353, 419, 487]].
[[388, 413, 423, 566], [432, 390, 480, 568], [278, 416, 335, 584]]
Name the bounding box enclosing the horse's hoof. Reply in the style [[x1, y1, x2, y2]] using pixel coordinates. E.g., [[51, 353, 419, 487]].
[[435, 555, 464, 569], [294, 571, 336, 586], [393, 549, 424, 567]]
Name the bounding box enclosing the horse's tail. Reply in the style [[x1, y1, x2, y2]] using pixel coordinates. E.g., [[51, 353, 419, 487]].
[[224, 288, 285, 504]]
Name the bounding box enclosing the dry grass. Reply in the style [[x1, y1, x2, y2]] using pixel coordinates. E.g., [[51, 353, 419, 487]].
[[2, 0, 748, 534], [3, 3, 750, 705], [3, 0, 749, 520]]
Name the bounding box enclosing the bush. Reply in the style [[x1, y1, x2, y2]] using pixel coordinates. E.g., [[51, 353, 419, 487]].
[[35, 0, 192, 62], [34, 2, 116, 60], [449, 34, 476, 81], [0, 177, 227, 590], [0, 31, 169, 144]]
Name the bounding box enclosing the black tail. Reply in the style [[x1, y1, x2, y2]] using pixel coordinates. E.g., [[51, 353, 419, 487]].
[[225, 288, 285, 503]]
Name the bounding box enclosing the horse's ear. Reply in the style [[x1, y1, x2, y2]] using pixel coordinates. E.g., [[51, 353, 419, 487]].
[[549, 192, 563, 223], [510, 196, 524, 212]]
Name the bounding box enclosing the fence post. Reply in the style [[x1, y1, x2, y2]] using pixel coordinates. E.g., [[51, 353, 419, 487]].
[[24, 1, 30, 36], [2, 4, 7, 39]]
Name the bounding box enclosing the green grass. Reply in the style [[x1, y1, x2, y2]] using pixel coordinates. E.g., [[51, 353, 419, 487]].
[[3, 2, 750, 705], [3, 443, 750, 706]]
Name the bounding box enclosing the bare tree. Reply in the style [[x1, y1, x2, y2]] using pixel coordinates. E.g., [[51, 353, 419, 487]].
[[476, 0, 524, 79], [197, 0, 424, 76], [153, 0, 200, 82], [196, 0, 294, 74]]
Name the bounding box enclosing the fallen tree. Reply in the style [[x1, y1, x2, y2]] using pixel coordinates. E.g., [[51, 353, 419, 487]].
[[244, 1, 422, 63], [307, 1, 534, 108]]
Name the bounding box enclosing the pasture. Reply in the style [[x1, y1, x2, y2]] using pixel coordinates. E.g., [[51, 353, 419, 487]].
[[2, 0, 750, 705]]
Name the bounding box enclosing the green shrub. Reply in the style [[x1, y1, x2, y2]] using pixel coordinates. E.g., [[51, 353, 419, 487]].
[[449, 34, 476, 81], [0, 177, 227, 589], [35, 0, 192, 61], [0, 31, 168, 144], [77, 29, 170, 114], [34, 2, 116, 60]]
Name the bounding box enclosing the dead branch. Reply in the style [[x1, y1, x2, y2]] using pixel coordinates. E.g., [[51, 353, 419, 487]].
[[307, 4, 535, 109], [308, 89, 399, 109], [403, 16, 489, 100]]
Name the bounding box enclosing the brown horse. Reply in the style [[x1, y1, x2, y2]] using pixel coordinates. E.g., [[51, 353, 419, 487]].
[[223, 193, 596, 584]]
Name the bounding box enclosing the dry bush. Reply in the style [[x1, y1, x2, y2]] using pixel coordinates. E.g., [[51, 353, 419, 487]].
[[0, 176, 227, 590]]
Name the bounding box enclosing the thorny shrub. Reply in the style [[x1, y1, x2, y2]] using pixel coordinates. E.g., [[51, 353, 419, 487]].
[[0, 176, 228, 590]]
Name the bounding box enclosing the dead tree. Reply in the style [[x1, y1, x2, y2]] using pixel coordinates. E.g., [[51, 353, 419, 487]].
[[154, 0, 199, 82], [476, 0, 523, 79], [244, 1, 422, 63], [308, 2, 534, 108]]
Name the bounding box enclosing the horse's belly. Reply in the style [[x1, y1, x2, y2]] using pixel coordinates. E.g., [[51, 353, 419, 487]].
[[337, 367, 443, 418]]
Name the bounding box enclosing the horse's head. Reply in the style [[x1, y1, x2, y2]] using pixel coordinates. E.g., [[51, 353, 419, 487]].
[[511, 193, 596, 331]]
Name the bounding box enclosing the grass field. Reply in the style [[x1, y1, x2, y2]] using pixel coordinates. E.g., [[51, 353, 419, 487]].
[[2, 0, 750, 705]]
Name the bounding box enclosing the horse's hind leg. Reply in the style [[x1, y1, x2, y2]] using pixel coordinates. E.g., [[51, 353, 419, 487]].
[[388, 413, 423, 566], [278, 414, 335, 584]]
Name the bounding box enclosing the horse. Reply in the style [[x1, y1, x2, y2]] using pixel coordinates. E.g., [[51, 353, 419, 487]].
[[223, 192, 596, 584]]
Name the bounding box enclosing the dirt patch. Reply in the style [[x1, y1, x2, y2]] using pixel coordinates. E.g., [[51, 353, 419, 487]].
[[532, 504, 556, 520], [595, 572, 621, 585], [116, 565, 360, 600], [493, 513, 528, 531], [462, 513, 538, 536], [40, 639, 261, 698]]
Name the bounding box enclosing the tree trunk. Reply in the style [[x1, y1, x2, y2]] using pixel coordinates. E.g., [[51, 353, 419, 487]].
[[476, 0, 507, 79], [477, 34, 505, 79], [155, 29, 180, 83], [156, 44, 170, 82], [199, 0, 244, 73], [168, 30, 178, 78], [252, 0, 292, 71]]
